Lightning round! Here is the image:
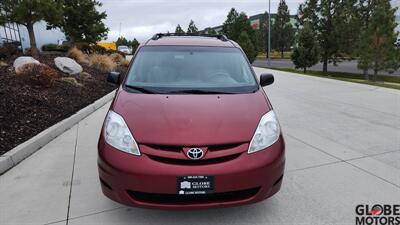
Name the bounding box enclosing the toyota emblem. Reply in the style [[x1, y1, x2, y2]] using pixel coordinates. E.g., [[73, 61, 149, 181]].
[[186, 148, 204, 160]]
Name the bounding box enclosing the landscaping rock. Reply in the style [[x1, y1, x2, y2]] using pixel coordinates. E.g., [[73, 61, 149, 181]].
[[13, 57, 40, 74], [54, 57, 83, 75]]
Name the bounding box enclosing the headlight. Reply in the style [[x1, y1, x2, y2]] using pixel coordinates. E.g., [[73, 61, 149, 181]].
[[248, 110, 280, 154], [104, 110, 140, 156]]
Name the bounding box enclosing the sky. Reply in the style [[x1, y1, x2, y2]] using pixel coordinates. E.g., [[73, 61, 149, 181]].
[[98, 0, 400, 43], [98, 0, 304, 42]]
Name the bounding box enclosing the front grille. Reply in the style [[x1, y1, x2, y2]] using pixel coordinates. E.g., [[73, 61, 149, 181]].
[[143, 142, 246, 153], [145, 144, 181, 153], [141, 142, 248, 165], [148, 153, 241, 165], [127, 187, 260, 204], [208, 143, 243, 151]]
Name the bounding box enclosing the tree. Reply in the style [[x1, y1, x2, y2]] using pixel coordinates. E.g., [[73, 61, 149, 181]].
[[296, 0, 319, 31], [222, 8, 239, 39], [334, 0, 361, 57], [358, 0, 398, 81], [54, 0, 108, 43], [130, 38, 140, 53], [116, 36, 140, 53], [291, 24, 320, 73], [222, 8, 258, 55], [318, 0, 341, 73], [272, 0, 295, 58], [116, 36, 129, 47], [358, 0, 379, 79], [204, 27, 217, 35], [187, 20, 198, 34], [0, 0, 63, 57], [238, 31, 257, 63], [297, 0, 350, 73], [175, 24, 185, 34]]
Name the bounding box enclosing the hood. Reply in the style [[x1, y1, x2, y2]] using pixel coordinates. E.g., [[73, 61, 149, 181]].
[[112, 89, 270, 146]]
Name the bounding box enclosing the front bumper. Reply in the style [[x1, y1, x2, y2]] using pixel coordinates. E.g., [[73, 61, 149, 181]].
[[98, 136, 285, 210]]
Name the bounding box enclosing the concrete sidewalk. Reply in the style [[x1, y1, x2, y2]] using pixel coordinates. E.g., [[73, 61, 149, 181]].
[[0, 67, 399, 225]]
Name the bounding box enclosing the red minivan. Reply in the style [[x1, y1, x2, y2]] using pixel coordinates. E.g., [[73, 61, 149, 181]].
[[98, 34, 285, 209]]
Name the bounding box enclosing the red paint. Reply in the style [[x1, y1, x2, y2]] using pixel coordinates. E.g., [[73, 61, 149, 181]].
[[98, 36, 285, 209]]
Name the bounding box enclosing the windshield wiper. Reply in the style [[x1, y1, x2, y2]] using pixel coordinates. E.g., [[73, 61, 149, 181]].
[[165, 89, 236, 94], [124, 84, 158, 94]]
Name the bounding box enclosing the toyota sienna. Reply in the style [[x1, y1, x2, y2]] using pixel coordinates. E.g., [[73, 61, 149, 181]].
[[98, 33, 285, 209]]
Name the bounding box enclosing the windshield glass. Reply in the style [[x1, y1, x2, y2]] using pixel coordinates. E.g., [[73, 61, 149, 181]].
[[124, 46, 258, 94]]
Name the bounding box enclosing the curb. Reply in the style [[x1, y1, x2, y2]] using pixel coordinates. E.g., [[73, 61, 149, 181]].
[[0, 90, 116, 175]]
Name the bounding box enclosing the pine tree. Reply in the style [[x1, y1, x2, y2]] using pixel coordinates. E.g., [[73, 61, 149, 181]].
[[255, 12, 269, 54], [204, 27, 217, 35], [0, 0, 63, 57], [297, 0, 319, 31], [222, 8, 239, 39], [130, 38, 140, 53], [358, 0, 379, 79], [222, 9, 258, 55], [358, 0, 399, 81], [319, 0, 341, 73], [272, 0, 295, 58], [175, 24, 185, 34], [291, 23, 320, 73], [116, 36, 129, 46], [238, 31, 257, 63], [187, 20, 198, 34], [334, 0, 361, 57]]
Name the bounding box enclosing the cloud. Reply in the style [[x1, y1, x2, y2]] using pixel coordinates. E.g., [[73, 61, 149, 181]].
[[98, 0, 304, 42]]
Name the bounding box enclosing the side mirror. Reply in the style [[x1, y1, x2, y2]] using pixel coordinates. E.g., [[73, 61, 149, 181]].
[[107, 72, 121, 84], [260, 74, 274, 87]]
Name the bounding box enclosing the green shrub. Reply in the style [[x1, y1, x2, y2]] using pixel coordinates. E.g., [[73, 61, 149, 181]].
[[74, 42, 107, 55], [42, 44, 71, 52]]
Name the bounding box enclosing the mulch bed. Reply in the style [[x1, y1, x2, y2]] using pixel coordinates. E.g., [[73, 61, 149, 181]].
[[0, 53, 125, 155]]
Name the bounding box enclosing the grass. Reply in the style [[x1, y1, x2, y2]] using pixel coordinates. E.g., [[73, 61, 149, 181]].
[[89, 54, 117, 73], [257, 51, 293, 59], [67, 47, 89, 65], [269, 68, 400, 90]]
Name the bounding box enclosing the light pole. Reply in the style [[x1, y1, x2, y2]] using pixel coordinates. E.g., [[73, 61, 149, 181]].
[[268, 0, 271, 67]]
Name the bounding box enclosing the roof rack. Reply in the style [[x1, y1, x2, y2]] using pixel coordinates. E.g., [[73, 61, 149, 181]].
[[151, 33, 229, 42]]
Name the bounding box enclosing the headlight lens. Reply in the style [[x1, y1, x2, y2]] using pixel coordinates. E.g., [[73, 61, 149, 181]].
[[248, 110, 280, 154], [104, 110, 140, 156]]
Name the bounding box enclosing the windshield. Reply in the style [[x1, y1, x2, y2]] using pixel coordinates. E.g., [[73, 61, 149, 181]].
[[124, 46, 258, 94]]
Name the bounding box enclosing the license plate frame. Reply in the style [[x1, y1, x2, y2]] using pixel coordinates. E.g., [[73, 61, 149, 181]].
[[176, 175, 214, 195]]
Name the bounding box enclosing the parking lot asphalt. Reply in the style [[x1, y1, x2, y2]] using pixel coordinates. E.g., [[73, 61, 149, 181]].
[[0, 67, 399, 225], [253, 58, 400, 76]]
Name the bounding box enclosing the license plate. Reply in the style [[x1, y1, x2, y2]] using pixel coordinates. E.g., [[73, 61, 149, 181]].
[[177, 175, 214, 195]]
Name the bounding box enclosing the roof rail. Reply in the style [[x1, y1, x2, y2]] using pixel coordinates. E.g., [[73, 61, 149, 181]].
[[151, 33, 229, 42]]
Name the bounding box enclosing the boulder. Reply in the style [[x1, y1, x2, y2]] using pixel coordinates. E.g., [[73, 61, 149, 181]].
[[13, 56, 40, 74], [54, 57, 83, 75]]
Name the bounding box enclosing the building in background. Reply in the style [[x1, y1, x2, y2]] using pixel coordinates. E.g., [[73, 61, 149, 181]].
[[247, 13, 297, 30], [204, 13, 297, 34], [0, 22, 21, 46], [0, 21, 65, 52]]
